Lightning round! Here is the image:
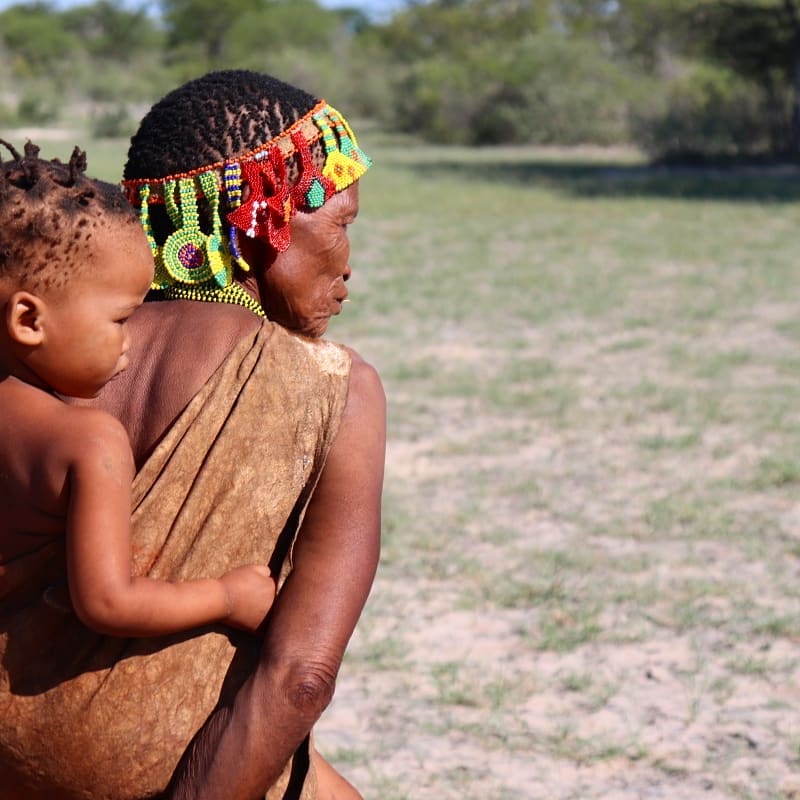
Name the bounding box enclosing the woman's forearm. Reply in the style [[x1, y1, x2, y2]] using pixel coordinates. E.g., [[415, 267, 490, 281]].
[[170, 636, 335, 800]]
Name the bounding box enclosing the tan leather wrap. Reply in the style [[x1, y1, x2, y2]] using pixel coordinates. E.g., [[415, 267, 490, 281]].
[[0, 321, 350, 800]]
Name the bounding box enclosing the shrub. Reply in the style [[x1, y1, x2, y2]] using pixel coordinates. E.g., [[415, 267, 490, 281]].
[[629, 62, 784, 160], [91, 105, 135, 139], [16, 90, 60, 125], [387, 33, 633, 146]]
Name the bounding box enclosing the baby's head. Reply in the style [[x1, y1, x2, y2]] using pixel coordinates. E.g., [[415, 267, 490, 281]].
[[0, 140, 153, 398], [0, 140, 141, 292]]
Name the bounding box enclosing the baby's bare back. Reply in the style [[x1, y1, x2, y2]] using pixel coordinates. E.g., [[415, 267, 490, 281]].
[[0, 379, 89, 569]]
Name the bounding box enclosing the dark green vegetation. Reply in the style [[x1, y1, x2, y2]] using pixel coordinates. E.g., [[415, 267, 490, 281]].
[[3, 0, 800, 161]]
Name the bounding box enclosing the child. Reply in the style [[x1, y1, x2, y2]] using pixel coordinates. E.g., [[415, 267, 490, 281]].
[[0, 140, 276, 636]]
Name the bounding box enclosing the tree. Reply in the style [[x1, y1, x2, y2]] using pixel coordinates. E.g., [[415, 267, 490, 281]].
[[376, 0, 633, 144], [159, 0, 265, 64], [377, 0, 549, 62], [61, 0, 160, 62], [688, 0, 800, 152], [0, 3, 80, 77]]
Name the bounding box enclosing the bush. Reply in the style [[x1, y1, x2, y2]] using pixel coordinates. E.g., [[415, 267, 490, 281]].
[[629, 62, 784, 160], [0, 97, 17, 127], [91, 105, 135, 139], [386, 33, 633, 146], [390, 57, 481, 144], [474, 35, 632, 146], [16, 90, 60, 125]]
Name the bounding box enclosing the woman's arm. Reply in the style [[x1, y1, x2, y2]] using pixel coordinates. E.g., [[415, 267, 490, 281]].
[[168, 353, 386, 800], [66, 409, 275, 636]]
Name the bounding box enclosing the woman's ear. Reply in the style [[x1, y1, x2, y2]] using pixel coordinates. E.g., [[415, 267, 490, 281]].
[[6, 290, 46, 347]]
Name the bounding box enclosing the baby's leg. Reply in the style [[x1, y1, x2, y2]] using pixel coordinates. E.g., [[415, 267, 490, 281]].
[[313, 749, 363, 800]]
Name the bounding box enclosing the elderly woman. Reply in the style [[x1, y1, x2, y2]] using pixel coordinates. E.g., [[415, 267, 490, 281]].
[[0, 70, 385, 800]]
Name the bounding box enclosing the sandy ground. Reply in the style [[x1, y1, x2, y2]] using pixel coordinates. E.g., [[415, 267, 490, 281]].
[[317, 298, 800, 799]]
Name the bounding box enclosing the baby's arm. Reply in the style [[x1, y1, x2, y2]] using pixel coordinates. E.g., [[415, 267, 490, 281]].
[[65, 409, 275, 637]]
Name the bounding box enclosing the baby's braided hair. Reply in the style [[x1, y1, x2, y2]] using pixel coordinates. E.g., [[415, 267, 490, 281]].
[[124, 70, 326, 182], [0, 139, 138, 291]]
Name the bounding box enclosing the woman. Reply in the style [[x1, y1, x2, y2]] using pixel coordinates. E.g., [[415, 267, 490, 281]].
[[0, 70, 385, 800]]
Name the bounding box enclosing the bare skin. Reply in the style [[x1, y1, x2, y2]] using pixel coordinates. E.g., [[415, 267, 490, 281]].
[[0, 221, 276, 638], [84, 184, 384, 799]]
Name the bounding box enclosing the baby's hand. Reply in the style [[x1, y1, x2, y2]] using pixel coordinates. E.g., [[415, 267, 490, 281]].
[[219, 565, 276, 632]]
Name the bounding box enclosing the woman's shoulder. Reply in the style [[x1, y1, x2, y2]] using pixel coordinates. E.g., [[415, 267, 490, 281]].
[[275, 329, 353, 378], [135, 298, 261, 338]]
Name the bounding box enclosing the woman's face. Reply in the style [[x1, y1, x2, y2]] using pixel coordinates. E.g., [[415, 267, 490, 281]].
[[245, 183, 359, 338]]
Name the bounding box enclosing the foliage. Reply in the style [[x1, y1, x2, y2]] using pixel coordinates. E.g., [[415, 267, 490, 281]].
[[61, 1, 160, 61], [224, 2, 340, 76], [383, 8, 633, 145], [376, 0, 550, 61], [687, 0, 800, 87], [16, 87, 61, 124], [682, 0, 800, 152], [0, 3, 81, 78], [629, 62, 780, 159], [160, 0, 264, 64], [90, 104, 136, 138], [3, 0, 800, 158]]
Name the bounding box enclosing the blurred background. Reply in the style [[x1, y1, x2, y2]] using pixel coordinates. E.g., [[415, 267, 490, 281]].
[[2, 0, 800, 164]]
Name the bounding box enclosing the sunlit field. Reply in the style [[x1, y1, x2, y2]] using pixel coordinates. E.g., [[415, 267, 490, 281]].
[[9, 123, 800, 799]]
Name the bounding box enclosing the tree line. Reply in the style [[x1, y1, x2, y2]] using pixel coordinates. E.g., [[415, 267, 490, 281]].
[[2, 0, 799, 161]]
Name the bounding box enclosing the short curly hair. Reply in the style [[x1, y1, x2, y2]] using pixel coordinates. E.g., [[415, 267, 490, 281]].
[[124, 70, 325, 181], [0, 139, 138, 292]]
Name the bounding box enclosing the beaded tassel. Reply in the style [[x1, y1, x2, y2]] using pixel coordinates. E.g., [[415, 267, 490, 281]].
[[199, 170, 231, 288], [224, 161, 250, 271], [139, 185, 170, 290], [314, 107, 370, 191]]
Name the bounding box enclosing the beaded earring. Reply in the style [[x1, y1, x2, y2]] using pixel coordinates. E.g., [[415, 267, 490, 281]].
[[161, 177, 229, 287]]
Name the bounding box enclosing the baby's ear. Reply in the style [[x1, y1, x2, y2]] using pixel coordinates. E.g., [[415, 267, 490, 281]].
[[6, 291, 46, 346]]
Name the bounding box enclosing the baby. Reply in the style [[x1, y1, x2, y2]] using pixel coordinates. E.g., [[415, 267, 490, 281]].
[[0, 140, 275, 636]]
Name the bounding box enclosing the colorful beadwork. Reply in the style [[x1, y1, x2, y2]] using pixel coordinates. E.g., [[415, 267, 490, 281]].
[[316, 105, 370, 191], [121, 100, 372, 311], [161, 178, 217, 285], [164, 281, 266, 317]]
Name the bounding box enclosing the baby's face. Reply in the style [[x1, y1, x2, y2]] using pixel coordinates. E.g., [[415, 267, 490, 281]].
[[32, 221, 153, 399]]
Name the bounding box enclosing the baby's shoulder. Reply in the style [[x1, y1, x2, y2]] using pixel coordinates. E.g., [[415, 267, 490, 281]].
[[0, 382, 128, 468], [56, 404, 131, 463], [0, 387, 130, 535]]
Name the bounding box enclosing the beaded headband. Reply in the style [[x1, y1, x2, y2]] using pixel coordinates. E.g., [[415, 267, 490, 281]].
[[121, 100, 371, 311]]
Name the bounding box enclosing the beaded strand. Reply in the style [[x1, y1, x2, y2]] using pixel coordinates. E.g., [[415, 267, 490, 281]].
[[164, 282, 266, 318]]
